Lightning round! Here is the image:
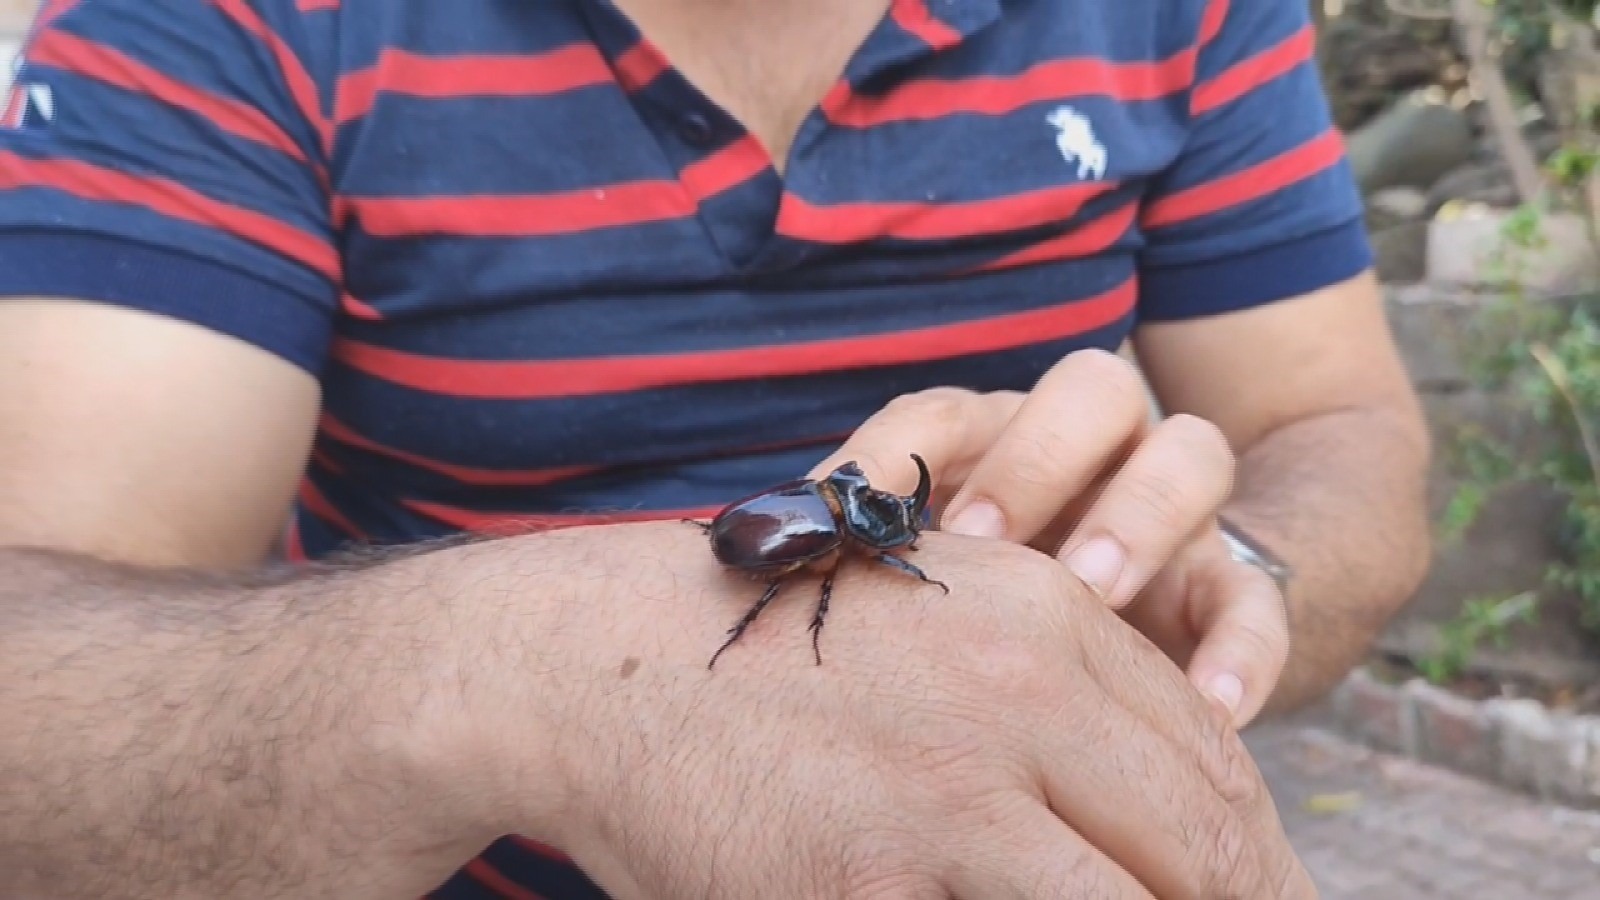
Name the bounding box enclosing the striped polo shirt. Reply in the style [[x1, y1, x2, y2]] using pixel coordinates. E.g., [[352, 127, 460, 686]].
[[0, 0, 1368, 895]]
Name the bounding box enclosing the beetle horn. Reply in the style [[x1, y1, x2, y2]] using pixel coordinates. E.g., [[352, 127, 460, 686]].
[[908, 453, 932, 516]]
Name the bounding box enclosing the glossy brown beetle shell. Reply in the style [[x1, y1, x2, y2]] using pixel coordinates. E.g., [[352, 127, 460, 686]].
[[708, 479, 844, 573]]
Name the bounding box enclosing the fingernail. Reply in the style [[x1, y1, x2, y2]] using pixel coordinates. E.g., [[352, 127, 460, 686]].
[[1064, 536, 1124, 598], [945, 501, 1005, 539], [1205, 673, 1244, 715]]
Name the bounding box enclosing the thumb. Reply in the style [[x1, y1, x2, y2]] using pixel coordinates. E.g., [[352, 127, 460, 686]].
[[1182, 553, 1290, 730]]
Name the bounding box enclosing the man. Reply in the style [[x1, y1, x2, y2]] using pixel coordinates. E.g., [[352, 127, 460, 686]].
[[0, 0, 1431, 897]]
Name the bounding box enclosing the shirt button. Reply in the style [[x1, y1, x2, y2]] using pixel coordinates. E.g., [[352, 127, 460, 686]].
[[678, 112, 714, 145]]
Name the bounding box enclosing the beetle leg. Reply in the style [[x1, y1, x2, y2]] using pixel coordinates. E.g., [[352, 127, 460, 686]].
[[681, 518, 713, 534], [808, 566, 838, 666], [874, 553, 950, 594], [707, 578, 786, 670]]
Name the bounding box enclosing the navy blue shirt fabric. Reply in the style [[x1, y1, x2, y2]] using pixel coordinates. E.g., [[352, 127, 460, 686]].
[[0, 0, 1369, 895]]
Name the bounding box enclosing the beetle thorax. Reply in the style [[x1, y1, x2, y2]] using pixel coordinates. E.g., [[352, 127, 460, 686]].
[[837, 489, 915, 548]]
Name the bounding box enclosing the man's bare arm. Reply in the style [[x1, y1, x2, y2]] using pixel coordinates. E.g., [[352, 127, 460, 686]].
[[0, 539, 558, 899], [1133, 270, 1434, 714], [0, 298, 533, 896], [0, 299, 321, 567]]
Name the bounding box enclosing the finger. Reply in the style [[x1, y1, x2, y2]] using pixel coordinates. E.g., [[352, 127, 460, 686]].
[[942, 799, 1155, 900], [1180, 541, 1292, 729], [1054, 413, 1235, 609], [1021, 671, 1275, 900], [1066, 580, 1317, 900], [942, 349, 1151, 543], [807, 388, 1024, 496]]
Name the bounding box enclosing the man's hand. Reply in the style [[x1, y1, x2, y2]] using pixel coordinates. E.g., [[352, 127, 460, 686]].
[[497, 520, 1313, 899], [806, 349, 1289, 727]]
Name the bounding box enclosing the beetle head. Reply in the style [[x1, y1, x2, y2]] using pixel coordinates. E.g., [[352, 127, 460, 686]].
[[827, 454, 930, 549]]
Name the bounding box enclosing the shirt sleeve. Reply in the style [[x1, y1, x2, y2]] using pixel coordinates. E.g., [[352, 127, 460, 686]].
[[0, 0, 337, 373], [1135, 0, 1372, 321]]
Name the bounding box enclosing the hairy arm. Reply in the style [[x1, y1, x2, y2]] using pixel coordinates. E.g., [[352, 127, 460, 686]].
[[0, 541, 538, 899], [0, 301, 560, 897], [1133, 270, 1433, 714]]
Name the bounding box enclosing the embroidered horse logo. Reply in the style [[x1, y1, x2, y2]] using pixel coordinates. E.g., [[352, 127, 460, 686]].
[[1046, 105, 1107, 181]]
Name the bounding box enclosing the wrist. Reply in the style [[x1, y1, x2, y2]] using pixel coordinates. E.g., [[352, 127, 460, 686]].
[[394, 530, 611, 846], [271, 545, 555, 854]]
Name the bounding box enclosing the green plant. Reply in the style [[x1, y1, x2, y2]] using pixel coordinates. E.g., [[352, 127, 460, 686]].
[[1436, 202, 1600, 644], [1416, 591, 1540, 683], [1386, 0, 1600, 678]]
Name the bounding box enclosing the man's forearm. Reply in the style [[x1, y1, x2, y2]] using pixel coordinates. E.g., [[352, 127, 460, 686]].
[[1222, 404, 1433, 715], [0, 542, 517, 899]]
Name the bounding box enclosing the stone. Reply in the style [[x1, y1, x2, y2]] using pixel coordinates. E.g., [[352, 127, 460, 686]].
[[1425, 162, 1519, 213], [1370, 186, 1430, 221], [1369, 219, 1429, 283], [1347, 92, 1476, 195], [1587, 719, 1600, 803], [1382, 286, 1476, 388], [1487, 698, 1595, 805], [1407, 679, 1499, 780], [1335, 668, 1416, 755], [1425, 207, 1600, 295]]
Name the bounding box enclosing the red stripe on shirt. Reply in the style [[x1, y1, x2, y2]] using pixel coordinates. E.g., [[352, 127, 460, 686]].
[[823, 53, 1194, 127], [1190, 25, 1313, 115], [890, 0, 963, 50], [613, 41, 670, 93], [1141, 128, 1344, 228], [320, 414, 601, 487], [1, 87, 24, 129], [320, 414, 851, 488], [776, 180, 1116, 243], [403, 500, 723, 536], [297, 0, 338, 11], [283, 518, 307, 563], [460, 858, 549, 900], [340, 291, 382, 320], [1196, 0, 1230, 49], [334, 46, 613, 125], [346, 180, 696, 237], [0, 151, 339, 278], [971, 201, 1138, 272], [331, 278, 1135, 400], [26, 30, 311, 166], [207, 0, 331, 155], [678, 134, 771, 203]]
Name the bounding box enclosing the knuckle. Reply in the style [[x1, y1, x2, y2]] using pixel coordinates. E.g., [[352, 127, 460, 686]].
[[1065, 347, 1147, 409], [885, 387, 972, 429], [956, 634, 1062, 709], [998, 432, 1065, 491], [1198, 722, 1268, 813], [1165, 414, 1237, 479], [1120, 468, 1192, 531]]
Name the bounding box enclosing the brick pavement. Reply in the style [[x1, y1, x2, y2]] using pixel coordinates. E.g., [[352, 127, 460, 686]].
[[1249, 717, 1600, 899]]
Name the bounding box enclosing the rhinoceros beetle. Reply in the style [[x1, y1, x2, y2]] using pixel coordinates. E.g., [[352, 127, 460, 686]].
[[685, 453, 949, 669]]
